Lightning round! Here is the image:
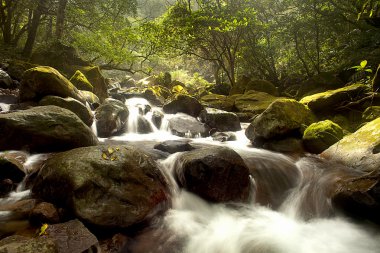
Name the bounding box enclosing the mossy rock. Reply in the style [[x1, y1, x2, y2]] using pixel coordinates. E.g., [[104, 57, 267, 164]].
[[78, 66, 108, 102], [363, 106, 380, 122], [234, 91, 282, 115], [4, 59, 38, 81], [298, 72, 344, 98], [245, 79, 279, 96], [78, 90, 100, 109], [20, 66, 85, 103], [300, 84, 370, 113], [322, 117, 380, 172], [200, 93, 235, 111], [69, 70, 93, 92], [246, 98, 316, 141], [303, 120, 344, 154]]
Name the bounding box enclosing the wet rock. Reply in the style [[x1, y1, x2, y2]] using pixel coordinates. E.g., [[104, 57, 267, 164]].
[[0, 199, 37, 220], [168, 113, 210, 138], [95, 98, 129, 138], [322, 117, 380, 172], [100, 233, 130, 253], [0, 106, 98, 153], [39, 95, 93, 126], [29, 202, 61, 226], [151, 110, 164, 129], [163, 95, 203, 117], [78, 90, 100, 109], [32, 145, 170, 229], [246, 98, 316, 141], [303, 120, 344, 154], [135, 115, 153, 134], [211, 131, 237, 142], [234, 91, 281, 116], [262, 138, 304, 154], [20, 66, 85, 103], [0, 69, 14, 89], [0, 153, 25, 183], [0, 235, 57, 253], [199, 108, 241, 132], [154, 140, 194, 154], [174, 146, 251, 203], [300, 84, 370, 113]]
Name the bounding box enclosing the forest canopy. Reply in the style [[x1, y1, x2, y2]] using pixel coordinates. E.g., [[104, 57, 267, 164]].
[[1, 0, 380, 87]]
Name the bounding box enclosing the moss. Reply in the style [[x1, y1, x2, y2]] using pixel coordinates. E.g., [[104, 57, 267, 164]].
[[303, 120, 344, 154], [362, 106, 380, 122], [70, 70, 93, 92], [234, 91, 282, 115], [200, 93, 234, 111]]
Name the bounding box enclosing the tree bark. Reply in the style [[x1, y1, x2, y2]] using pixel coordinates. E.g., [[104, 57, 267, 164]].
[[56, 0, 68, 40]]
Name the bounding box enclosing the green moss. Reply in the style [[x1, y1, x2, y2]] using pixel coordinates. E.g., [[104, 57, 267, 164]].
[[362, 106, 380, 122], [70, 70, 93, 92], [303, 120, 344, 154]]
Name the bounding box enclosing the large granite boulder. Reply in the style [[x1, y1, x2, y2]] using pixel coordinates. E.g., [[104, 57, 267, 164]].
[[234, 91, 281, 116], [300, 84, 370, 113], [20, 66, 85, 103], [0, 106, 98, 153], [199, 108, 241, 132], [174, 146, 251, 203], [32, 145, 170, 229], [168, 113, 210, 138], [39, 95, 93, 126], [302, 120, 344, 154], [322, 117, 380, 172], [163, 95, 204, 117], [95, 98, 129, 138], [246, 99, 316, 141]]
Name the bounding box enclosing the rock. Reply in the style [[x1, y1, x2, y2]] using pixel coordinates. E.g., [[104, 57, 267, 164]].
[[322, 118, 380, 172], [246, 99, 316, 141], [31, 145, 170, 229], [362, 106, 380, 122], [69, 70, 93, 92], [0, 235, 57, 253], [0, 154, 25, 183], [95, 98, 129, 138], [134, 115, 153, 134], [211, 131, 237, 142], [174, 146, 251, 203], [151, 110, 164, 129], [245, 79, 279, 96], [200, 94, 234, 111], [331, 171, 380, 225], [154, 140, 194, 154], [163, 95, 203, 117], [303, 120, 344, 154], [29, 202, 61, 226], [298, 72, 344, 98], [79, 66, 108, 102], [39, 95, 93, 126], [0, 69, 14, 89], [0, 106, 98, 153], [100, 233, 130, 253], [3, 59, 37, 81], [199, 108, 241, 132], [120, 76, 136, 88], [234, 91, 281, 115], [209, 82, 231, 95], [78, 90, 100, 109], [168, 113, 210, 138], [300, 84, 370, 113], [262, 138, 304, 154], [20, 66, 85, 103]]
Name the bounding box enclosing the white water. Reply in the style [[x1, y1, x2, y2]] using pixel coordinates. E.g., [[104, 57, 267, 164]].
[[0, 103, 10, 112]]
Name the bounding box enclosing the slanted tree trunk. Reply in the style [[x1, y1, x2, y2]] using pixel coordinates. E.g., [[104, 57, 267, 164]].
[[22, 0, 46, 57], [1, 0, 14, 45], [55, 0, 68, 40]]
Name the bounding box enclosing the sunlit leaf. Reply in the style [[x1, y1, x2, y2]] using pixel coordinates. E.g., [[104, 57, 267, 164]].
[[108, 147, 115, 154], [102, 153, 109, 160], [38, 224, 48, 236], [360, 60, 368, 69]]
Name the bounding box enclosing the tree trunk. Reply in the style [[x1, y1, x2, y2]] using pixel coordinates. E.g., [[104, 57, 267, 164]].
[[22, 0, 46, 57], [2, 0, 13, 45], [55, 0, 68, 40]]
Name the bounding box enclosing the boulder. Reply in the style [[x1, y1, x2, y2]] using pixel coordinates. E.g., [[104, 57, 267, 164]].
[[300, 84, 370, 113], [163, 95, 204, 117], [95, 98, 129, 138], [200, 94, 234, 111], [69, 70, 93, 92], [0, 235, 57, 253], [322, 118, 380, 172], [262, 138, 304, 154], [31, 145, 170, 228], [29, 202, 61, 226], [174, 146, 251, 203], [362, 106, 380, 122], [234, 91, 281, 115], [78, 90, 100, 109], [3, 59, 37, 81], [135, 115, 153, 134], [168, 113, 210, 138], [79, 66, 108, 102], [0, 153, 25, 196], [303, 120, 344, 154], [298, 72, 344, 98], [20, 66, 85, 103], [0, 69, 14, 89], [199, 108, 241, 132], [0, 106, 98, 153], [39, 95, 93, 126], [151, 110, 164, 129], [245, 79, 279, 96], [246, 99, 316, 141], [211, 131, 237, 142], [154, 140, 194, 154]]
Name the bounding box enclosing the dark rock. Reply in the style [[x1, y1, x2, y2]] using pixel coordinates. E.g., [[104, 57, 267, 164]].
[[0, 106, 98, 153], [372, 64, 380, 91], [200, 94, 235, 111], [3, 59, 37, 81], [163, 95, 203, 117], [151, 110, 164, 129], [32, 145, 170, 229], [0, 69, 14, 89], [0, 235, 57, 253], [262, 138, 304, 154], [0, 154, 25, 183], [298, 72, 344, 98], [168, 113, 210, 138], [362, 106, 380, 122], [0, 179, 14, 196], [95, 98, 129, 138], [154, 140, 194, 154], [199, 108, 241, 132], [30, 202, 61, 226], [135, 115, 153, 134], [174, 146, 251, 203], [39, 95, 93, 126], [100, 233, 130, 253]]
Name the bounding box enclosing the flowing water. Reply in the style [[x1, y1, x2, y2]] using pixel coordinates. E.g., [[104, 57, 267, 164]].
[[1, 97, 380, 252]]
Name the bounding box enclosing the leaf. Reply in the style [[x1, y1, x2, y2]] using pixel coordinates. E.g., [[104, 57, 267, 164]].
[[360, 60, 368, 69], [108, 147, 115, 154], [102, 153, 109, 160], [111, 155, 117, 161], [39, 224, 48, 236], [365, 69, 373, 73]]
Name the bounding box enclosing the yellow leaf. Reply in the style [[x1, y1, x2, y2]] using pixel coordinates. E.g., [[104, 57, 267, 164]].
[[108, 147, 115, 154], [116, 147, 120, 151], [102, 153, 109, 160], [111, 155, 117, 161], [39, 223, 48, 236]]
